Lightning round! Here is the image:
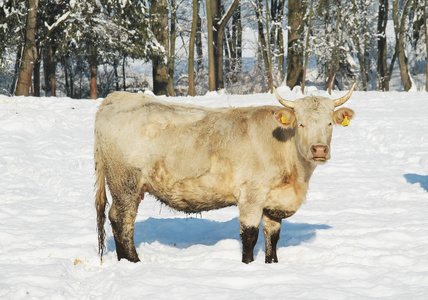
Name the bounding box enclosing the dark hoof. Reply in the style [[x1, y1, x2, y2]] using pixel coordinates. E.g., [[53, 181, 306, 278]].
[[117, 253, 140, 263], [265, 256, 278, 263], [242, 257, 254, 264]]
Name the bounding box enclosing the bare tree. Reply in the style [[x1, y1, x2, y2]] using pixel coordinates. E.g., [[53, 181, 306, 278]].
[[424, 0, 428, 91], [196, 4, 203, 74], [90, 41, 97, 99], [377, 0, 388, 91], [207, 0, 239, 91], [206, 0, 216, 91], [254, 0, 273, 91], [271, 0, 286, 82], [15, 0, 38, 96], [326, 0, 342, 94], [167, 0, 177, 96], [392, 0, 413, 91], [302, 0, 314, 93], [286, 0, 304, 89], [224, 3, 242, 84], [188, 0, 199, 96], [150, 0, 169, 95]]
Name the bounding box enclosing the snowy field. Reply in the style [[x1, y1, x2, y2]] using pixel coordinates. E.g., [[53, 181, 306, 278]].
[[1, 88, 427, 299]]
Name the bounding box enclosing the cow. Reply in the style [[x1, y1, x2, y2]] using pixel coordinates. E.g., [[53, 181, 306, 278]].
[[94, 83, 355, 264]]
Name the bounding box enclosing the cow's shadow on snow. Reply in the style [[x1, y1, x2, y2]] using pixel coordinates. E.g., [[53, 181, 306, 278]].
[[107, 217, 331, 254], [404, 174, 428, 192]]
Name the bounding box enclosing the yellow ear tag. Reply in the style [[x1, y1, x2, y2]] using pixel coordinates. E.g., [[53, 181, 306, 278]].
[[341, 115, 350, 127], [281, 114, 288, 125]]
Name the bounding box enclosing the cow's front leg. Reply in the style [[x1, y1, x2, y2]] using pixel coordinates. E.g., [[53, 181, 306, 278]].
[[240, 224, 259, 264], [262, 210, 282, 263], [238, 199, 263, 264]]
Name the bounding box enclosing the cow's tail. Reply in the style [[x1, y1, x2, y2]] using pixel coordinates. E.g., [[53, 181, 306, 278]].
[[94, 134, 107, 263]]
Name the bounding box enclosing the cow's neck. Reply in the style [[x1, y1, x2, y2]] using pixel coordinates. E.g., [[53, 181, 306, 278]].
[[293, 146, 317, 188]]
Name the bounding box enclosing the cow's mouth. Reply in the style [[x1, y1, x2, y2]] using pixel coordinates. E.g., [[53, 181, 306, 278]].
[[313, 157, 327, 162]]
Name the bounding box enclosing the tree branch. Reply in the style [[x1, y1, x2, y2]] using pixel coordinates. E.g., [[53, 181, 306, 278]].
[[218, 0, 239, 32]]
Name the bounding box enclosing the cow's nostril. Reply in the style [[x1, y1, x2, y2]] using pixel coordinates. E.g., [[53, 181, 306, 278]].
[[311, 145, 328, 157]]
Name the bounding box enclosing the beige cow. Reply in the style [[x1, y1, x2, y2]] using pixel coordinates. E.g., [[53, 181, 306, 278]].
[[94, 84, 355, 263]]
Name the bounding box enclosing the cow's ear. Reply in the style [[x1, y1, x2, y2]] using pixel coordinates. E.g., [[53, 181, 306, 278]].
[[275, 109, 296, 127], [333, 108, 355, 125]]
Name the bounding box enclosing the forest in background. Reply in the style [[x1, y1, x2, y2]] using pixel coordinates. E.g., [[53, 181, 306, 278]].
[[0, 0, 427, 99]]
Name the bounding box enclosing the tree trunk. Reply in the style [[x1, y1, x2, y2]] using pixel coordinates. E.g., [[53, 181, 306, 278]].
[[264, 0, 273, 91], [412, 1, 424, 48], [224, 22, 233, 76], [392, 0, 413, 91], [352, 0, 367, 91], [150, 0, 169, 95], [276, 0, 285, 82], [355, 38, 368, 91], [232, 5, 242, 73], [255, 0, 272, 91], [377, 0, 389, 91], [10, 49, 22, 95], [302, 0, 314, 93], [196, 1, 203, 73], [70, 61, 74, 98], [90, 42, 98, 99], [327, 0, 342, 94], [208, 0, 239, 91], [50, 45, 56, 97], [167, 0, 176, 96], [62, 57, 70, 97], [15, 0, 39, 96], [212, 0, 222, 89], [43, 43, 56, 97], [425, 0, 428, 91], [270, 0, 285, 84], [223, 0, 242, 86], [113, 58, 120, 91], [286, 0, 304, 89], [43, 45, 51, 96], [122, 56, 126, 91], [33, 55, 41, 97], [206, 0, 216, 91], [188, 0, 198, 96], [331, 25, 345, 91]]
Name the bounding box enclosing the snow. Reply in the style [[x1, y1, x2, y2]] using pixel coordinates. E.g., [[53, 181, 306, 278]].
[[1, 90, 428, 299]]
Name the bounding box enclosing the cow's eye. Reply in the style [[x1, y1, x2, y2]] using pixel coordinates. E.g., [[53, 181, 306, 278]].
[[299, 124, 305, 128], [328, 122, 332, 126]]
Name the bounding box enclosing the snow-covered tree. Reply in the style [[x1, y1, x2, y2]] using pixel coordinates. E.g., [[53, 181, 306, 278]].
[[309, 0, 357, 91], [62, 0, 155, 98], [0, 0, 26, 95], [346, 0, 378, 91]]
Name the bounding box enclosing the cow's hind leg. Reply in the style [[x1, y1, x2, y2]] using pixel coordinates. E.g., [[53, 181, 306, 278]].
[[107, 172, 141, 263], [109, 195, 140, 262], [262, 211, 282, 263]]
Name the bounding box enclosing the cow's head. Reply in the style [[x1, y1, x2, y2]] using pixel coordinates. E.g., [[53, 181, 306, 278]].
[[273, 84, 355, 164]]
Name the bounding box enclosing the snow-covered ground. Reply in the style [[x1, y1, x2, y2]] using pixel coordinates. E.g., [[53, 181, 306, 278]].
[[1, 88, 427, 299]]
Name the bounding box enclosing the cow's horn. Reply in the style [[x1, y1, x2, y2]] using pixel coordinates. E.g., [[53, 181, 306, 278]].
[[274, 87, 295, 109], [333, 82, 356, 107]]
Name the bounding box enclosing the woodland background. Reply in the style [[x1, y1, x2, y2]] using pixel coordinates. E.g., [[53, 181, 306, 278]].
[[1, 0, 427, 99]]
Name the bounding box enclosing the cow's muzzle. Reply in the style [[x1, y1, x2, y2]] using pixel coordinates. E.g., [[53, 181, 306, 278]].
[[311, 145, 329, 161]]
